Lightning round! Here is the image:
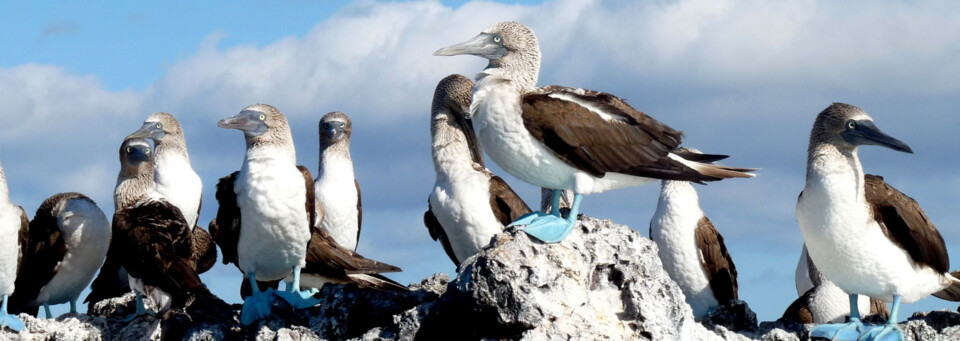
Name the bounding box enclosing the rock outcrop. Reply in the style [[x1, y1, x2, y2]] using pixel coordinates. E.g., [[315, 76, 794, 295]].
[[1, 216, 959, 340]]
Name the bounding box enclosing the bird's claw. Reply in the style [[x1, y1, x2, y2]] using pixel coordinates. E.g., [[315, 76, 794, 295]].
[[240, 288, 275, 326], [521, 214, 575, 243], [508, 211, 549, 227], [0, 313, 23, 332], [860, 324, 903, 341], [275, 289, 321, 310], [810, 319, 865, 341]]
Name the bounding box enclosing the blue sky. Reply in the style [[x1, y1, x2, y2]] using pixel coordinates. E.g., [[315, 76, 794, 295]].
[[2, 0, 959, 323]]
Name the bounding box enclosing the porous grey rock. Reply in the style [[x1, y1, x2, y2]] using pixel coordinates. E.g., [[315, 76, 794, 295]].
[[415, 215, 722, 340]]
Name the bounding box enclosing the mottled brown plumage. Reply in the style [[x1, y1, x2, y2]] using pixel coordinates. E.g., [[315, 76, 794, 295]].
[[694, 216, 738, 304]]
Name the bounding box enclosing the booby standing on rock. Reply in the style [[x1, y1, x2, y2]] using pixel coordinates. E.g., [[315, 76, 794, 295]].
[[424, 74, 532, 267], [9, 193, 110, 318], [212, 104, 405, 325], [126, 112, 217, 273], [315, 112, 362, 251], [0, 161, 28, 331], [782, 244, 889, 324], [435, 21, 755, 243], [111, 138, 218, 322], [649, 147, 738, 320], [796, 103, 960, 341]]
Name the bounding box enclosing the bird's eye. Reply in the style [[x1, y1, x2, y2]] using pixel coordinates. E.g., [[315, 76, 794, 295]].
[[126, 147, 132, 153], [156, 123, 161, 129], [493, 35, 502, 43], [846, 120, 856, 130], [259, 114, 266, 121]]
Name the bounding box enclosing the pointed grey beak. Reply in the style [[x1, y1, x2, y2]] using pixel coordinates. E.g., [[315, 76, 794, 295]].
[[126, 121, 165, 141], [841, 120, 913, 154], [218, 110, 268, 136], [434, 33, 508, 60]]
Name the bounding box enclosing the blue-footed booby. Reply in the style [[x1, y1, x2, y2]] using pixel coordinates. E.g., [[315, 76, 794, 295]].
[[110, 138, 219, 322], [126, 112, 217, 274], [211, 104, 405, 326], [796, 103, 960, 341], [0, 161, 29, 331], [649, 147, 738, 319], [9, 193, 110, 318], [424, 74, 532, 267], [315, 112, 362, 251], [782, 244, 889, 324], [435, 22, 755, 243]]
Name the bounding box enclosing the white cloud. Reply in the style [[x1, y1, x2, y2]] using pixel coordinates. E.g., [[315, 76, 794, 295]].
[[4, 0, 960, 320]]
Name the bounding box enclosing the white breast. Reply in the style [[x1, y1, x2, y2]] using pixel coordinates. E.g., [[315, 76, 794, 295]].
[[236, 147, 311, 281], [0, 204, 21, 296], [649, 181, 717, 319], [315, 155, 359, 251], [154, 153, 202, 228], [471, 76, 653, 195], [797, 159, 945, 303], [36, 198, 111, 305], [807, 281, 875, 324], [429, 165, 504, 264]]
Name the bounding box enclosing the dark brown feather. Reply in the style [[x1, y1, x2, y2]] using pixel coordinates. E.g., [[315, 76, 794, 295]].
[[16, 206, 29, 277], [11, 194, 76, 314], [487, 174, 533, 226], [694, 216, 738, 304], [210, 171, 241, 268], [865, 174, 949, 273], [780, 291, 814, 324], [424, 204, 460, 267], [355, 178, 362, 248], [191, 226, 218, 274], [113, 200, 203, 309]]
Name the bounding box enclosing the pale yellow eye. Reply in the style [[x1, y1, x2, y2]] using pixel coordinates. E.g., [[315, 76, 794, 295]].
[[126, 147, 132, 153], [156, 123, 161, 129], [493, 36, 501, 43], [259, 114, 266, 120]]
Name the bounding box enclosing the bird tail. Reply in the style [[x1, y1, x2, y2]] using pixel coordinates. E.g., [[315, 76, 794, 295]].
[[686, 161, 757, 181], [932, 271, 960, 301], [347, 273, 410, 292]]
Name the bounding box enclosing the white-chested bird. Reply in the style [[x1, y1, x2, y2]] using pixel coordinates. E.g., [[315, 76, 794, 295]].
[[0, 160, 28, 331], [9, 192, 109, 318], [649, 147, 739, 320], [424, 74, 531, 267], [109, 138, 220, 322], [314, 112, 362, 251], [797, 103, 960, 341], [435, 22, 754, 243], [211, 104, 404, 326], [126, 112, 217, 273], [782, 244, 889, 325], [88, 113, 218, 308]]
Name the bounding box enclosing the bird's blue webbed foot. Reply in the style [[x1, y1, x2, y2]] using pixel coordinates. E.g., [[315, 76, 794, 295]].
[[859, 295, 903, 341], [274, 267, 321, 310], [121, 293, 156, 322], [521, 193, 582, 243], [0, 295, 22, 332], [508, 211, 548, 227], [810, 320, 865, 341], [859, 324, 903, 341], [240, 272, 276, 326]]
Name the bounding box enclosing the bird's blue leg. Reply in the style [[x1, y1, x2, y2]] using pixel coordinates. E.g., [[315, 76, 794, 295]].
[[69, 300, 76, 314], [809, 294, 864, 341], [510, 189, 561, 227], [522, 193, 582, 243], [43, 303, 52, 319], [0, 295, 23, 331], [122, 293, 155, 322], [240, 272, 275, 326], [861, 295, 903, 341], [275, 267, 321, 310]]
